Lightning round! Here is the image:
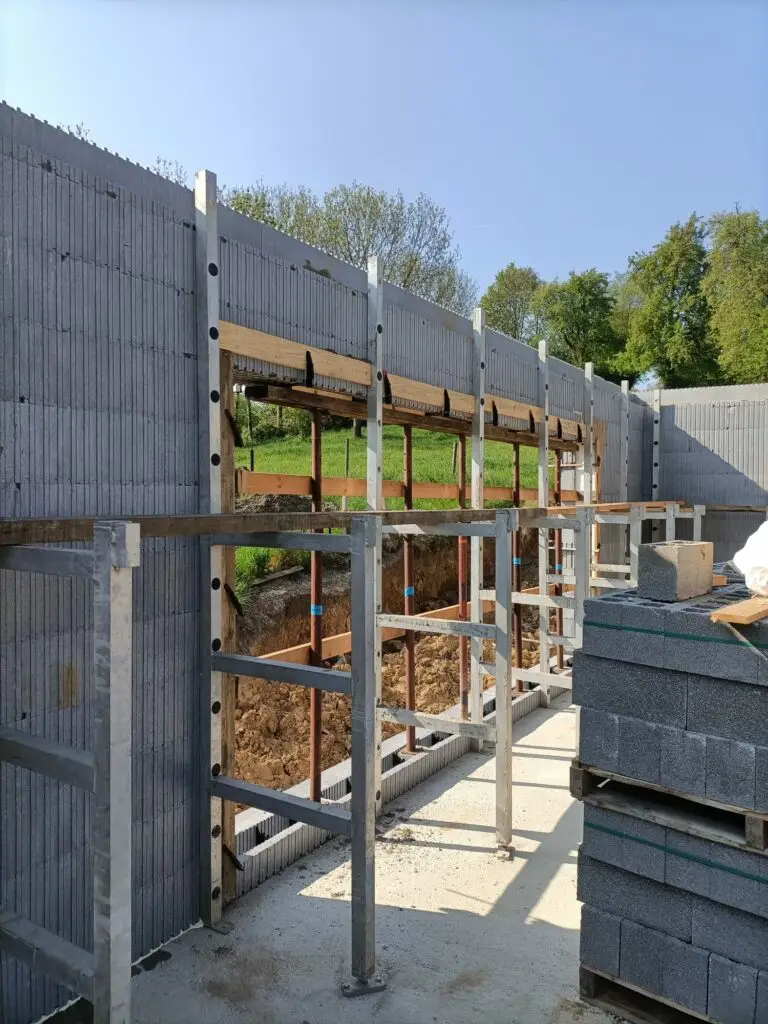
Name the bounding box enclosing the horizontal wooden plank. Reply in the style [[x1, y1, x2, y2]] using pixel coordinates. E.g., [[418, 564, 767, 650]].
[[712, 574, 728, 587], [710, 596, 768, 625], [236, 471, 312, 496], [386, 373, 475, 416], [220, 322, 372, 387]]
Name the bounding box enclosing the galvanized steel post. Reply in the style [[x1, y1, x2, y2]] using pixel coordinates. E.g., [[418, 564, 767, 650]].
[[494, 509, 514, 852], [92, 521, 140, 1024], [537, 339, 550, 705], [194, 169, 226, 927], [458, 433, 469, 716], [470, 307, 486, 734], [309, 409, 323, 801], [651, 388, 661, 540], [511, 443, 523, 691], [366, 257, 384, 814], [402, 426, 417, 753]]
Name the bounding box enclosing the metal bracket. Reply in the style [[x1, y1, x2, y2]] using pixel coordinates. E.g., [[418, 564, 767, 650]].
[[223, 844, 245, 873], [341, 975, 387, 998]]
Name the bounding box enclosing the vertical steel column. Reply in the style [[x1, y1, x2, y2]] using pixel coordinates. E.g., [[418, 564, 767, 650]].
[[347, 515, 384, 995], [341, 437, 350, 512], [92, 521, 140, 1024], [666, 503, 676, 541], [554, 450, 564, 671], [537, 339, 551, 705], [458, 433, 469, 717], [692, 505, 704, 542], [621, 379, 630, 561], [572, 508, 591, 756], [512, 443, 523, 691], [651, 388, 661, 541], [402, 426, 417, 753], [583, 362, 595, 506], [309, 410, 323, 802], [494, 509, 514, 853], [366, 257, 384, 814], [629, 507, 643, 585], [470, 308, 486, 732], [194, 169, 226, 927]]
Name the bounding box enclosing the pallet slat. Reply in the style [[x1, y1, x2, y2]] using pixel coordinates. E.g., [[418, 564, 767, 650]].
[[580, 967, 715, 1024]]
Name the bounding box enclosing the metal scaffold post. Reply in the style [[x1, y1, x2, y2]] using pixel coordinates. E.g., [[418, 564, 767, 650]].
[[470, 306, 486, 736]]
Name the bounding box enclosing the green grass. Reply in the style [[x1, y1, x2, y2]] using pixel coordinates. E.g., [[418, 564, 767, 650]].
[[234, 427, 547, 597], [235, 425, 540, 510]]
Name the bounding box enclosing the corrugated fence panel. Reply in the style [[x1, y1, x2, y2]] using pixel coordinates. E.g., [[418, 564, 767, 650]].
[[627, 395, 647, 501], [0, 106, 201, 1023], [593, 378, 625, 565], [486, 330, 538, 430]]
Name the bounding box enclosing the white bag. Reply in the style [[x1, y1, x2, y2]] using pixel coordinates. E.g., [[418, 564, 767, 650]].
[[732, 521, 768, 596]]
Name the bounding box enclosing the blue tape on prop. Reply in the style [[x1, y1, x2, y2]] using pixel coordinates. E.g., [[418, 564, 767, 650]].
[[403, 586, 415, 597], [555, 563, 563, 571], [512, 557, 522, 566], [310, 604, 324, 616]]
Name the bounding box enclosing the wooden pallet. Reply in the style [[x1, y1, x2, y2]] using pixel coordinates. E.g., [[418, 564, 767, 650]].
[[580, 967, 715, 1023], [570, 761, 768, 853]]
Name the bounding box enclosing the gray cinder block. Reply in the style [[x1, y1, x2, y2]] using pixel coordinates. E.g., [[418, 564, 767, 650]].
[[578, 707, 619, 773], [705, 736, 756, 810], [577, 853, 693, 940], [580, 904, 621, 976], [659, 726, 706, 798], [756, 972, 768, 1024], [618, 716, 661, 784], [665, 832, 713, 897], [666, 599, 760, 684], [709, 843, 768, 920], [663, 934, 709, 1016], [572, 652, 687, 727], [756, 746, 768, 814], [582, 593, 669, 669], [708, 955, 758, 1024], [638, 541, 713, 602], [619, 918, 665, 994], [582, 804, 665, 882], [693, 900, 768, 972], [688, 675, 768, 749]]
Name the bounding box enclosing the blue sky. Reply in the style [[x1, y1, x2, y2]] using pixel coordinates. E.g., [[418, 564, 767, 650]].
[[1, 0, 766, 291]]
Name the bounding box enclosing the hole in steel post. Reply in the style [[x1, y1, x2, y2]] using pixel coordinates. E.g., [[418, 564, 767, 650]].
[[376, 371, 383, 381], [376, 790, 381, 800], [211, 701, 222, 714], [377, 324, 383, 333], [209, 326, 219, 340], [208, 262, 219, 276], [211, 763, 222, 776], [211, 825, 222, 838], [212, 638, 222, 652], [210, 390, 220, 402], [480, 361, 485, 370], [211, 453, 221, 466], [211, 578, 221, 590], [211, 886, 222, 900]]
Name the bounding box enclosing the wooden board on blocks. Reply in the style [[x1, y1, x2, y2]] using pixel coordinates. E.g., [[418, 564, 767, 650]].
[[710, 596, 768, 625]]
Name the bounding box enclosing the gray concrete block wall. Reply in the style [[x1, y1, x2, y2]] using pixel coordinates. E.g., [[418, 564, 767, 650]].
[[709, 955, 758, 1024], [579, 904, 621, 976]]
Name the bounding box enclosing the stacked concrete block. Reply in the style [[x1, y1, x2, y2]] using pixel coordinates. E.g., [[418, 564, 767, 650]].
[[637, 540, 714, 602], [575, 567, 768, 1022]]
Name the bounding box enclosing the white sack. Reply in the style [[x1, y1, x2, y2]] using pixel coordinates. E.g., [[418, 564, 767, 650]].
[[732, 520, 768, 596]]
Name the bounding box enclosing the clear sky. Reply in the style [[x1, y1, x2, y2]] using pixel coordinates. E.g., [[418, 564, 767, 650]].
[[1, 0, 766, 292]]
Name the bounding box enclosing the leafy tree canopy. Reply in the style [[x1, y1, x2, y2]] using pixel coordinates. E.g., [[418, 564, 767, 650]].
[[480, 262, 543, 343]]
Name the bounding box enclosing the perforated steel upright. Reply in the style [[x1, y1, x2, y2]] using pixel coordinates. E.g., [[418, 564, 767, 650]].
[[366, 256, 384, 813], [537, 340, 550, 703], [494, 509, 515, 852], [469, 308, 486, 733], [194, 169, 225, 927]]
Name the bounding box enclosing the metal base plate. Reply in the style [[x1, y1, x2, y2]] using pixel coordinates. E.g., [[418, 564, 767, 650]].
[[207, 919, 234, 935], [341, 976, 387, 998]]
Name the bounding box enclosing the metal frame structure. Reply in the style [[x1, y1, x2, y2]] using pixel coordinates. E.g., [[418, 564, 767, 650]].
[[0, 522, 140, 1024]]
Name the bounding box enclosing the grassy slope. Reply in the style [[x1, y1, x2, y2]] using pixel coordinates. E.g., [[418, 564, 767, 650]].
[[234, 427, 542, 596]]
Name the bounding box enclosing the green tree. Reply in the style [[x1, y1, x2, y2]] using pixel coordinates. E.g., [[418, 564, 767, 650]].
[[626, 215, 720, 387], [533, 269, 626, 381], [480, 262, 543, 343], [222, 181, 477, 316], [703, 210, 768, 383]]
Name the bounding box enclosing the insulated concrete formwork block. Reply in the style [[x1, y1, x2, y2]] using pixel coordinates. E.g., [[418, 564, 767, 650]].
[[582, 804, 665, 883], [708, 955, 758, 1024], [688, 676, 768, 749], [659, 725, 707, 798], [637, 541, 713, 603], [580, 904, 621, 977], [663, 934, 710, 1017], [572, 652, 687, 727], [578, 707, 619, 773], [693, 900, 768, 972], [705, 736, 756, 810], [618, 715, 661, 784], [619, 919, 665, 995], [577, 853, 693, 941]]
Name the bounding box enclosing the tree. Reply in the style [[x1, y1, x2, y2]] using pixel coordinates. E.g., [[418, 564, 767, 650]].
[[703, 210, 768, 384], [222, 181, 477, 316], [532, 269, 627, 381], [153, 157, 188, 187], [480, 262, 543, 343], [625, 215, 720, 387]]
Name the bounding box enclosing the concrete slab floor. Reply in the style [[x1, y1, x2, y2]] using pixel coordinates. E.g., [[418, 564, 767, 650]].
[[132, 697, 617, 1024]]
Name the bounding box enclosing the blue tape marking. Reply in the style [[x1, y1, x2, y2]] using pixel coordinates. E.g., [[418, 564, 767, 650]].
[[554, 563, 563, 571], [310, 604, 324, 616], [403, 586, 415, 597], [512, 557, 522, 565]]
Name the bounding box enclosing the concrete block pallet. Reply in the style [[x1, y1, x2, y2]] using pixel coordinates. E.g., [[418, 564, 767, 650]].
[[575, 566, 768, 1024]]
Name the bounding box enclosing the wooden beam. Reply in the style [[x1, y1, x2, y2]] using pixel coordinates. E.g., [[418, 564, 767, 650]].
[[710, 597, 768, 625], [386, 373, 475, 416], [220, 322, 372, 387]]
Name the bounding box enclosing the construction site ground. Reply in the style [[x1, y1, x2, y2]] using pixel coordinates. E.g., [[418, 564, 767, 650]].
[[132, 695, 616, 1024]]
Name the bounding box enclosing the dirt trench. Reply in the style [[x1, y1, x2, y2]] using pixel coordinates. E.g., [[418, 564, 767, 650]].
[[234, 517, 541, 791]]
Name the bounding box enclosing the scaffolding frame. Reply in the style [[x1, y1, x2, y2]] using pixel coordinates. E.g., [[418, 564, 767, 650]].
[[0, 522, 140, 1024]]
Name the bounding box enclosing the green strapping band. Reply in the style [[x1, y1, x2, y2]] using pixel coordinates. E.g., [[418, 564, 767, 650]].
[[583, 619, 768, 650], [584, 821, 767, 885]]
